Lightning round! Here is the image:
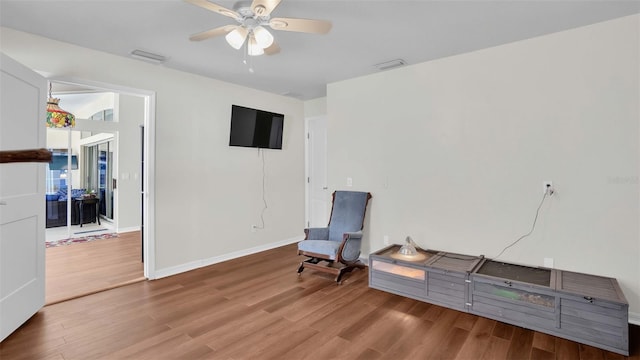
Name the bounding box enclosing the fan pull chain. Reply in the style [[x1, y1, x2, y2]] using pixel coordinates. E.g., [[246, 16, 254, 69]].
[[242, 36, 255, 73], [248, 32, 254, 73], [243, 38, 247, 65]]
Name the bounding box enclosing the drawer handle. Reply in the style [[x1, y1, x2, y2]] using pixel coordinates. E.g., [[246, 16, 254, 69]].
[[504, 281, 512, 287], [584, 296, 594, 303]]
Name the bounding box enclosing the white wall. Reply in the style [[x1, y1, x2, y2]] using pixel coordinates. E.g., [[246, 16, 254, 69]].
[[61, 92, 115, 119], [327, 15, 639, 318], [1, 27, 305, 273], [115, 94, 143, 230], [304, 97, 327, 118]]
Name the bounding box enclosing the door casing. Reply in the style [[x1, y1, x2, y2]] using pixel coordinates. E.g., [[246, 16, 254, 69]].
[[48, 76, 157, 279]]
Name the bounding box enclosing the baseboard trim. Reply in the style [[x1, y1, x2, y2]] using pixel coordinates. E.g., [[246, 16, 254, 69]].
[[153, 236, 304, 279], [117, 226, 141, 234]]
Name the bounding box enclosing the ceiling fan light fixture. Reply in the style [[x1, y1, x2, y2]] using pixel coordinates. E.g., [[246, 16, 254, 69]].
[[247, 35, 264, 56], [225, 27, 248, 49], [253, 26, 274, 48], [186, 0, 332, 58]]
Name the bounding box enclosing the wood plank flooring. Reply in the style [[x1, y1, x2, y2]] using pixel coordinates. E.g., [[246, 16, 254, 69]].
[[2, 243, 638, 359], [46, 231, 144, 304]]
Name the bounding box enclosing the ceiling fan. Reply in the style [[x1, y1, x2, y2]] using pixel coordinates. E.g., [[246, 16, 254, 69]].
[[185, 0, 332, 56]]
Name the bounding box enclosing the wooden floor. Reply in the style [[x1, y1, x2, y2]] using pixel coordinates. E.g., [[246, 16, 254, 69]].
[[46, 231, 144, 304], [2, 243, 638, 359]]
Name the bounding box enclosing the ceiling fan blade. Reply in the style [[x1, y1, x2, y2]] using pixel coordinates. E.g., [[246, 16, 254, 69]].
[[183, 0, 240, 19], [190, 25, 237, 41], [251, 0, 281, 17], [269, 17, 332, 34], [264, 42, 280, 55]]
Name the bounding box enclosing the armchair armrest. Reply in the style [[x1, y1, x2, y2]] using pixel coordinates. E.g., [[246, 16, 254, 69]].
[[304, 227, 329, 240], [339, 231, 363, 263], [343, 231, 363, 240]]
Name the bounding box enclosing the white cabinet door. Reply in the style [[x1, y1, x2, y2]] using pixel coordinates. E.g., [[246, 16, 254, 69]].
[[0, 53, 47, 342]]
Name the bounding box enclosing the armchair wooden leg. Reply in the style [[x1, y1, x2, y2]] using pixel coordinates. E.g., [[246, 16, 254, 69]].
[[335, 268, 348, 284], [334, 260, 365, 284]]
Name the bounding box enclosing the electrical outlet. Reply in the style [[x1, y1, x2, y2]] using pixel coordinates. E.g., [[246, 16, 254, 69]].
[[347, 177, 353, 187], [543, 181, 553, 195], [383, 235, 389, 245]]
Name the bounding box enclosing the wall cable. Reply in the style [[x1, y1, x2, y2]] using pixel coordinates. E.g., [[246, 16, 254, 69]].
[[493, 190, 549, 260], [254, 148, 268, 230]]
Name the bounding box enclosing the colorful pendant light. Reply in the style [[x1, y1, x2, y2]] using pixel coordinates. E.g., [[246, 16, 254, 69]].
[[46, 98, 75, 128]]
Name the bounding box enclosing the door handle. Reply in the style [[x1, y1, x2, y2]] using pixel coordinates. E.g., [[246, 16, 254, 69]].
[[322, 187, 328, 190]]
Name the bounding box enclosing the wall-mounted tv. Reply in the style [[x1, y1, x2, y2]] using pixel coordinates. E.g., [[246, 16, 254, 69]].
[[229, 105, 284, 150], [49, 153, 78, 170]]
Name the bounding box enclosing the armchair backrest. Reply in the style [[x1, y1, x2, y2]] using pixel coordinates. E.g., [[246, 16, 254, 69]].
[[327, 191, 372, 242]]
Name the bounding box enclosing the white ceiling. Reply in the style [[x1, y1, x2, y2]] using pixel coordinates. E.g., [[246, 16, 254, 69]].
[[1, 0, 639, 100]]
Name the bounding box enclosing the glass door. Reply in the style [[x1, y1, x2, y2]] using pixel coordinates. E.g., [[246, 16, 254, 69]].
[[45, 128, 81, 235], [98, 141, 114, 220], [82, 139, 114, 221]]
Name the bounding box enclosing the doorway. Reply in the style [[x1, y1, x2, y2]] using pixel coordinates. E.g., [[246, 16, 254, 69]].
[[44, 90, 120, 242], [44, 128, 117, 244], [43, 78, 155, 303]]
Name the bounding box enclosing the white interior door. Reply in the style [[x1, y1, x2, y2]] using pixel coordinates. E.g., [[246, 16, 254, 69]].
[[306, 115, 329, 227], [0, 53, 47, 341]]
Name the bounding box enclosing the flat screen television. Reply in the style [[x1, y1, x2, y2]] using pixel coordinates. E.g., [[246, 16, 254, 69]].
[[229, 105, 284, 149], [49, 153, 78, 170]]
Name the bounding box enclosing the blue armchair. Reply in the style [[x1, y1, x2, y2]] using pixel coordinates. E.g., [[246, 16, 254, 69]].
[[297, 190, 372, 283]]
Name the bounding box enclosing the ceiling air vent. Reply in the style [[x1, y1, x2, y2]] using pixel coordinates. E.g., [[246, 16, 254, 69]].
[[374, 59, 406, 71], [280, 91, 302, 99], [130, 49, 167, 64]]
